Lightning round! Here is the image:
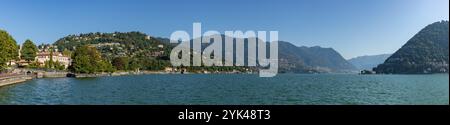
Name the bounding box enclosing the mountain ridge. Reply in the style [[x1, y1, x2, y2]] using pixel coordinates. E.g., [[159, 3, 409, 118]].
[[278, 41, 356, 73], [374, 20, 449, 74], [52, 32, 356, 73], [348, 54, 391, 70]]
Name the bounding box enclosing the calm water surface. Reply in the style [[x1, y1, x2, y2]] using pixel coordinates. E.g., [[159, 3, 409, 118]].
[[0, 74, 448, 105]]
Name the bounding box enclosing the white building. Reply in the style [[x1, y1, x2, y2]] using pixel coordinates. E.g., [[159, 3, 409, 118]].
[[35, 52, 71, 68]]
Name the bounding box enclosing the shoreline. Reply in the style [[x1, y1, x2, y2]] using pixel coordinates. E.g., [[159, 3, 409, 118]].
[[72, 70, 255, 78], [0, 74, 34, 87], [3, 69, 446, 87], [1, 69, 256, 87]]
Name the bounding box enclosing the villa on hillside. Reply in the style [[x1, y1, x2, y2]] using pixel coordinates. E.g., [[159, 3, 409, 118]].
[[35, 45, 71, 68], [8, 45, 71, 69], [35, 51, 71, 68]]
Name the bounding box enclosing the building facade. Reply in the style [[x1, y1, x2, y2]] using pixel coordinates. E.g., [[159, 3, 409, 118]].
[[35, 51, 71, 69]]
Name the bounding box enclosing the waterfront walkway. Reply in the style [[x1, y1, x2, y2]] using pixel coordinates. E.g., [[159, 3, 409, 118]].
[[0, 73, 34, 87]]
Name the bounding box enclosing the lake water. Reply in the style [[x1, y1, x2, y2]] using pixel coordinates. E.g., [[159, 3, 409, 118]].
[[0, 74, 448, 105]]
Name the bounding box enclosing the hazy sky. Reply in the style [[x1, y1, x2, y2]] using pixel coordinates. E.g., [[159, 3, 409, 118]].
[[0, 0, 448, 59]]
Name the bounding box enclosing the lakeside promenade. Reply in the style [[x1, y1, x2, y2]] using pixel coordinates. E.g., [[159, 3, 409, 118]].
[[0, 70, 169, 87], [0, 73, 34, 87], [0, 68, 252, 87]]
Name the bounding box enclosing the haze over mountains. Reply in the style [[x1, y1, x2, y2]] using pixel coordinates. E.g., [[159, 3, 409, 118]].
[[156, 35, 358, 73], [278, 41, 356, 73], [348, 54, 391, 70]]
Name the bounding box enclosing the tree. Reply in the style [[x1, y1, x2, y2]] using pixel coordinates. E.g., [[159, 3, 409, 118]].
[[0, 30, 19, 71], [53, 61, 66, 70], [98, 60, 115, 73], [112, 57, 129, 70], [71, 53, 92, 73], [9, 44, 19, 65], [21, 39, 38, 62], [28, 60, 40, 68], [129, 59, 141, 71], [49, 47, 54, 68], [62, 49, 72, 57], [70, 45, 114, 73]]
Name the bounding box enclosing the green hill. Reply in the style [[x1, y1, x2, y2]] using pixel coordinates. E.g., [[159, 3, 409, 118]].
[[374, 21, 449, 74], [54, 32, 173, 71]]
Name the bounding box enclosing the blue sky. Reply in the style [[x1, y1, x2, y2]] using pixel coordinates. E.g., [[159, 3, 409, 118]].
[[0, 0, 448, 59]]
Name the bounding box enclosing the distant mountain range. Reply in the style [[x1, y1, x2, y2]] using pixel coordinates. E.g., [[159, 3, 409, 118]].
[[190, 35, 357, 73], [348, 54, 391, 70], [374, 21, 449, 74], [52, 33, 357, 73], [278, 41, 356, 73], [52, 21, 449, 74]]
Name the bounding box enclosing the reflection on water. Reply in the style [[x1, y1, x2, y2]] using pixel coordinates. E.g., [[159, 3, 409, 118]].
[[0, 74, 448, 105]]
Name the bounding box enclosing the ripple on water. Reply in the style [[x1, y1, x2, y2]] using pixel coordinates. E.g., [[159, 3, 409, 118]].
[[0, 74, 448, 105]]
